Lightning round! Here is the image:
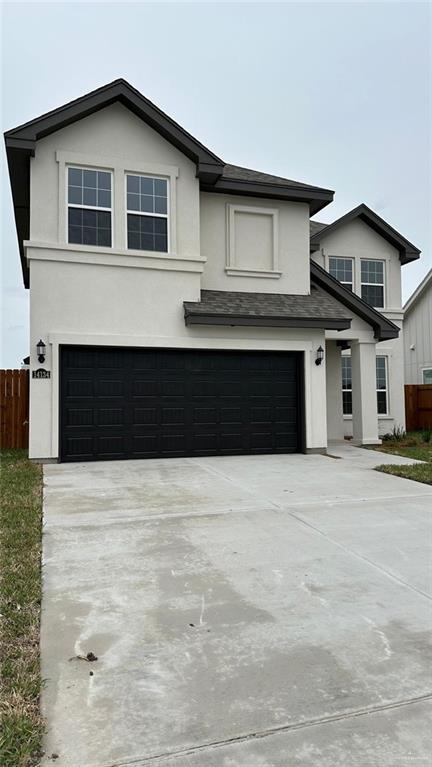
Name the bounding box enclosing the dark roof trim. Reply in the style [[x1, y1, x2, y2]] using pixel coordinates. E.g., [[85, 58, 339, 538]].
[[184, 311, 351, 330], [311, 261, 399, 341], [310, 204, 421, 265], [201, 177, 334, 215], [4, 78, 224, 172]]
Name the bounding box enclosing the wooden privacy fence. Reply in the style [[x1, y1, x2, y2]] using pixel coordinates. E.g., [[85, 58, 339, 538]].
[[0, 369, 29, 449], [405, 384, 432, 431]]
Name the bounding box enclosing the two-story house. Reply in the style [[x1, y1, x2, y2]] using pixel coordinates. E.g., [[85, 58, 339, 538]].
[[4, 79, 421, 462]]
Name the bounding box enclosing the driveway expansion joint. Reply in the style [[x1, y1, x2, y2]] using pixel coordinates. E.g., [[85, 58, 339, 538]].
[[103, 694, 432, 767]]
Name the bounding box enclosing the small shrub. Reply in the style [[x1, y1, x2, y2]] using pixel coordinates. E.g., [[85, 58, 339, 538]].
[[421, 430, 431, 443], [390, 425, 406, 442], [381, 432, 394, 442]]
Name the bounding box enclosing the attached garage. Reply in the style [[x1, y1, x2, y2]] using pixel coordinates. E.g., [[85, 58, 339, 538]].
[[60, 346, 304, 462]]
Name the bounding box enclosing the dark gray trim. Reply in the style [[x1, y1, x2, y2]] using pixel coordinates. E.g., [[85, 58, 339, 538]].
[[5, 78, 224, 169], [305, 447, 327, 455], [310, 261, 399, 341], [201, 178, 334, 215], [184, 312, 351, 330], [310, 204, 421, 264]]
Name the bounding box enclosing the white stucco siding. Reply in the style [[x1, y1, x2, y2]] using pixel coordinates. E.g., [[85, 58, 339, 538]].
[[29, 102, 201, 259], [200, 193, 310, 294], [404, 287, 432, 383], [29, 256, 327, 459], [311, 217, 402, 309]]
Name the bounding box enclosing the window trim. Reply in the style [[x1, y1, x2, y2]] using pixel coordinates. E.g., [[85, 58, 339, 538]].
[[360, 258, 385, 309], [376, 355, 389, 416], [328, 255, 354, 291], [226, 204, 281, 278], [66, 164, 114, 248], [125, 172, 170, 254]]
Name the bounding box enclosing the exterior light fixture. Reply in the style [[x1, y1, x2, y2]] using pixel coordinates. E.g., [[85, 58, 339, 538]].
[[36, 339, 46, 364], [315, 346, 324, 366]]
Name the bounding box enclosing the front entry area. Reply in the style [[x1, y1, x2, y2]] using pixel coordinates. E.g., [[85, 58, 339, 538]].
[[60, 346, 304, 462]]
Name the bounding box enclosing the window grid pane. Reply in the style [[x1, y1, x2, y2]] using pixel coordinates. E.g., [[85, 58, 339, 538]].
[[361, 260, 384, 284], [341, 356, 352, 415], [423, 369, 432, 384], [376, 356, 387, 414], [361, 284, 384, 308], [68, 208, 112, 247], [329, 257, 353, 287], [68, 167, 111, 209], [126, 175, 168, 216], [127, 214, 168, 252]]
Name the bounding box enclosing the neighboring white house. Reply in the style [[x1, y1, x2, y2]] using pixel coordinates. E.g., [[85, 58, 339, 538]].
[[403, 269, 432, 384], [4, 79, 422, 461]]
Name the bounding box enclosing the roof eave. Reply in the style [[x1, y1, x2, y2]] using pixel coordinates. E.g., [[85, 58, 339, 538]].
[[200, 178, 334, 214], [184, 307, 351, 330]]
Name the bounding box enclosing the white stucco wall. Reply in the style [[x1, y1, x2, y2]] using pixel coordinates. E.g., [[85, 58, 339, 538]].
[[29, 256, 327, 458], [201, 193, 310, 294], [311, 217, 402, 309], [312, 217, 406, 436], [404, 285, 432, 384], [29, 102, 201, 259]]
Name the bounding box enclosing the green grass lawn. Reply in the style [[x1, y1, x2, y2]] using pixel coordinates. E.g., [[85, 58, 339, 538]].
[[0, 450, 44, 767], [373, 431, 432, 486]]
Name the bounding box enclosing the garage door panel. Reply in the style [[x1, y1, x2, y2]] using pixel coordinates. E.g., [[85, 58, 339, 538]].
[[60, 347, 302, 461]]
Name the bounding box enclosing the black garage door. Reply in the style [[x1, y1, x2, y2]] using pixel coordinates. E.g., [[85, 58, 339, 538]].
[[60, 346, 304, 462]]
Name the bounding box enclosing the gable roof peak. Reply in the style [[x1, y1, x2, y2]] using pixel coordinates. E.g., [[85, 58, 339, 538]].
[[310, 202, 421, 265]]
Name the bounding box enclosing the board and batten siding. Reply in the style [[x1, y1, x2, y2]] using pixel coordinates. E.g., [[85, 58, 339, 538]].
[[404, 274, 432, 384]]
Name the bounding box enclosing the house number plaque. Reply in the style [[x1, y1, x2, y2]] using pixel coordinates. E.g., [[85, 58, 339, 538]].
[[32, 368, 51, 379]]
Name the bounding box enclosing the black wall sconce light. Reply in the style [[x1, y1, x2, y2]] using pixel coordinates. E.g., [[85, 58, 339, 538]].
[[37, 339, 46, 364], [315, 346, 324, 366]]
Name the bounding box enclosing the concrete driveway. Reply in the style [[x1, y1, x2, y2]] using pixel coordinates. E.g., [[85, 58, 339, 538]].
[[41, 445, 432, 767]]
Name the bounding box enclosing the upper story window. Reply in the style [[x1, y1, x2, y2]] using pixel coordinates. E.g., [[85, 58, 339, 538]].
[[361, 259, 384, 308], [329, 257, 353, 291], [67, 167, 112, 247], [126, 174, 168, 252]]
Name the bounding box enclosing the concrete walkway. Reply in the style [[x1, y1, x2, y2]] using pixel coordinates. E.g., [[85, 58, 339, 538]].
[[41, 445, 432, 766]]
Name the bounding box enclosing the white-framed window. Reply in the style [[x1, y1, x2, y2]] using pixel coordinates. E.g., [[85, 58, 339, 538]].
[[126, 174, 169, 252], [67, 166, 112, 247], [361, 259, 385, 308], [376, 356, 388, 414], [341, 355, 352, 415], [422, 368, 432, 384], [329, 257, 354, 291]]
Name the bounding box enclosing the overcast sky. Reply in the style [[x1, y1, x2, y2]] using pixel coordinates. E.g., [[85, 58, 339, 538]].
[[1, 1, 431, 368]]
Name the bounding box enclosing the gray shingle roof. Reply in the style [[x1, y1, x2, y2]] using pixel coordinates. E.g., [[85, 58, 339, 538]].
[[310, 220, 328, 236], [184, 283, 351, 330], [222, 164, 330, 192]]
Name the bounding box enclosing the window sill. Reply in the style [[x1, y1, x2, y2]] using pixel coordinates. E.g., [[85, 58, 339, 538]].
[[343, 415, 392, 420], [225, 267, 282, 279]]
